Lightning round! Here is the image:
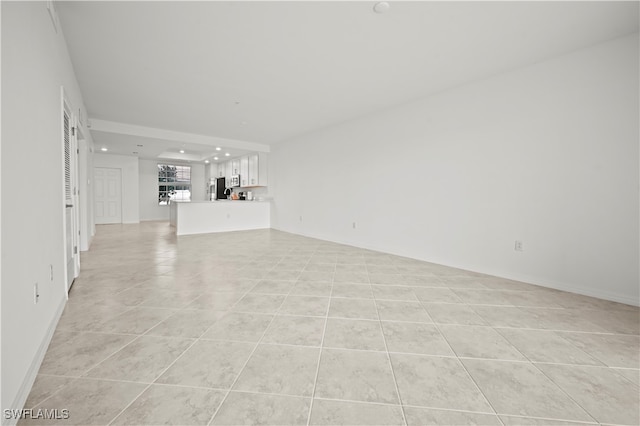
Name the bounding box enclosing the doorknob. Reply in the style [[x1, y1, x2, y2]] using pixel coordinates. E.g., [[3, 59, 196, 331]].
[[66, 204, 73, 208]]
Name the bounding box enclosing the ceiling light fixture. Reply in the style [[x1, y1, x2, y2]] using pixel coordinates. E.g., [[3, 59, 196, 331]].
[[179, 149, 185, 154], [225, 153, 230, 157], [205, 160, 210, 164], [101, 147, 108, 151], [373, 1, 390, 14], [214, 157, 219, 160], [216, 147, 221, 151]]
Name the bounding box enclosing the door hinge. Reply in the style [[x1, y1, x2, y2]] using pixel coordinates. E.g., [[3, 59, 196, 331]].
[[71, 126, 76, 136], [74, 246, 78, 255]]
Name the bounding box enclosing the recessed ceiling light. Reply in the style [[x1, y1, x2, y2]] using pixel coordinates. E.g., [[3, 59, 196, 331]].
[[225, 153, 230, 157], [101, 147, 108, 151], [205, 160, 210, 164], [179, 149, 185, 154], [373, 1, 390, 13], [215, 147, 221, 151], [214, 157, 219, 160]]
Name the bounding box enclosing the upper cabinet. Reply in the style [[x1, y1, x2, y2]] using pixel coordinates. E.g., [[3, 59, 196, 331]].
[[207, 163, 219, 180], [245, 153, 267, 187], [225, 161, 233, 179], [231, 159, 240, 176], [240, 156, 249, 187], [210, 154, 268, 188]]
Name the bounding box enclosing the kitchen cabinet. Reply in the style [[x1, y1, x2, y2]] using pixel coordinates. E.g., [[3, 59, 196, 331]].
[[225, 161, 232, 179], [243, 153, 267, 187], [207, 163, 218, 179], [231, 159, 240, 175], [204, 164, 211, 183], [240, 156, 249, 187]]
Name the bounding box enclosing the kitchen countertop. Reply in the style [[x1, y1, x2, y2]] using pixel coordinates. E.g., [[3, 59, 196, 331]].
[[171, 200, 271, 204]]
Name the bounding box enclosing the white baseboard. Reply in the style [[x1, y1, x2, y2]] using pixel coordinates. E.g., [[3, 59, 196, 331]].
[[271, 226, 640, 307], [3, 297, 66, 426]]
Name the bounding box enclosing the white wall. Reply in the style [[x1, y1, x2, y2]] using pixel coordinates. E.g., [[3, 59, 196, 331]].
[[271, 34, 640, 306], [93, 153, 139, 224], [1, 1, 92, 418], [139, 160, 206, 221]]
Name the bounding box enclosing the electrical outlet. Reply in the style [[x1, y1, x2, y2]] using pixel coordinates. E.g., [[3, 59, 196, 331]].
[[352, 222, 357, 229], [50, 265, 54, 281], [514, 240, 524, 252], [34, 283, 40, 304], [299, 216, 303, 222]]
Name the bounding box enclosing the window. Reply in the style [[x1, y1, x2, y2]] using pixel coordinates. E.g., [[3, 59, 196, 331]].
[[158, 164, 191, 205]]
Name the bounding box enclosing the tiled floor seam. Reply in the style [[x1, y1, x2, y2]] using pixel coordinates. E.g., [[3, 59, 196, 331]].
[[490, 323, 602, 424], [104, 271, 263, 426], [428, 317, 505, 426], [372, 293, 409, 426], [305, 262, 335, 426], [528, 360, 601, 424], [205, 265, 304, 426], [103, 333, 203, 425]]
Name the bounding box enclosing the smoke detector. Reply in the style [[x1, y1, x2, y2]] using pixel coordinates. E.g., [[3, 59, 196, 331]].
[[373, 2, 390, 14]]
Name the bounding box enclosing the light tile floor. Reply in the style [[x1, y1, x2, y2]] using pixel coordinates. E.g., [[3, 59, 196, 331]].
[[22, 222, 640, 425]]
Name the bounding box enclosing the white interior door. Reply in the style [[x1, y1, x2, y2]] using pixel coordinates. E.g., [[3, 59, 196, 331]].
[[94, 167, 122, 224]]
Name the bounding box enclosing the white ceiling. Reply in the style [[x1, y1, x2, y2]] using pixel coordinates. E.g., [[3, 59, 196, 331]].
[[57, 1, 639, 161]]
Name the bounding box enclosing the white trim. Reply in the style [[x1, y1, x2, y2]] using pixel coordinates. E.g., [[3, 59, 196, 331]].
[[3, 298, 66, 426]]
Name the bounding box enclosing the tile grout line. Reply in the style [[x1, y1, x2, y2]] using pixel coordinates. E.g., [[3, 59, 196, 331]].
[[205, 253, 305, 426], [104, 267, 264, 426], [103, 332, 206, 425], [428, 316, 506, 426], [371, 271, 409, 426], [305, 259, 336, 426], [495, 318, 607, 423], [526, 356, 601, 424]]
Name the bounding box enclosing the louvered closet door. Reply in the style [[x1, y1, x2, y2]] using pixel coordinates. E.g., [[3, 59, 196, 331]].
[[94, 167, 122, 224], [64, 110, 72, 206], [64, 107, 75, 289]]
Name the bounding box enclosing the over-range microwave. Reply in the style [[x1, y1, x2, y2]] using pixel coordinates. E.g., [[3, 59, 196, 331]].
[[229, 175, 240, 187]]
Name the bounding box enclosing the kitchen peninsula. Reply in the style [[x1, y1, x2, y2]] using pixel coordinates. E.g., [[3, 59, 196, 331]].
[[169, 200, 270, 236]]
